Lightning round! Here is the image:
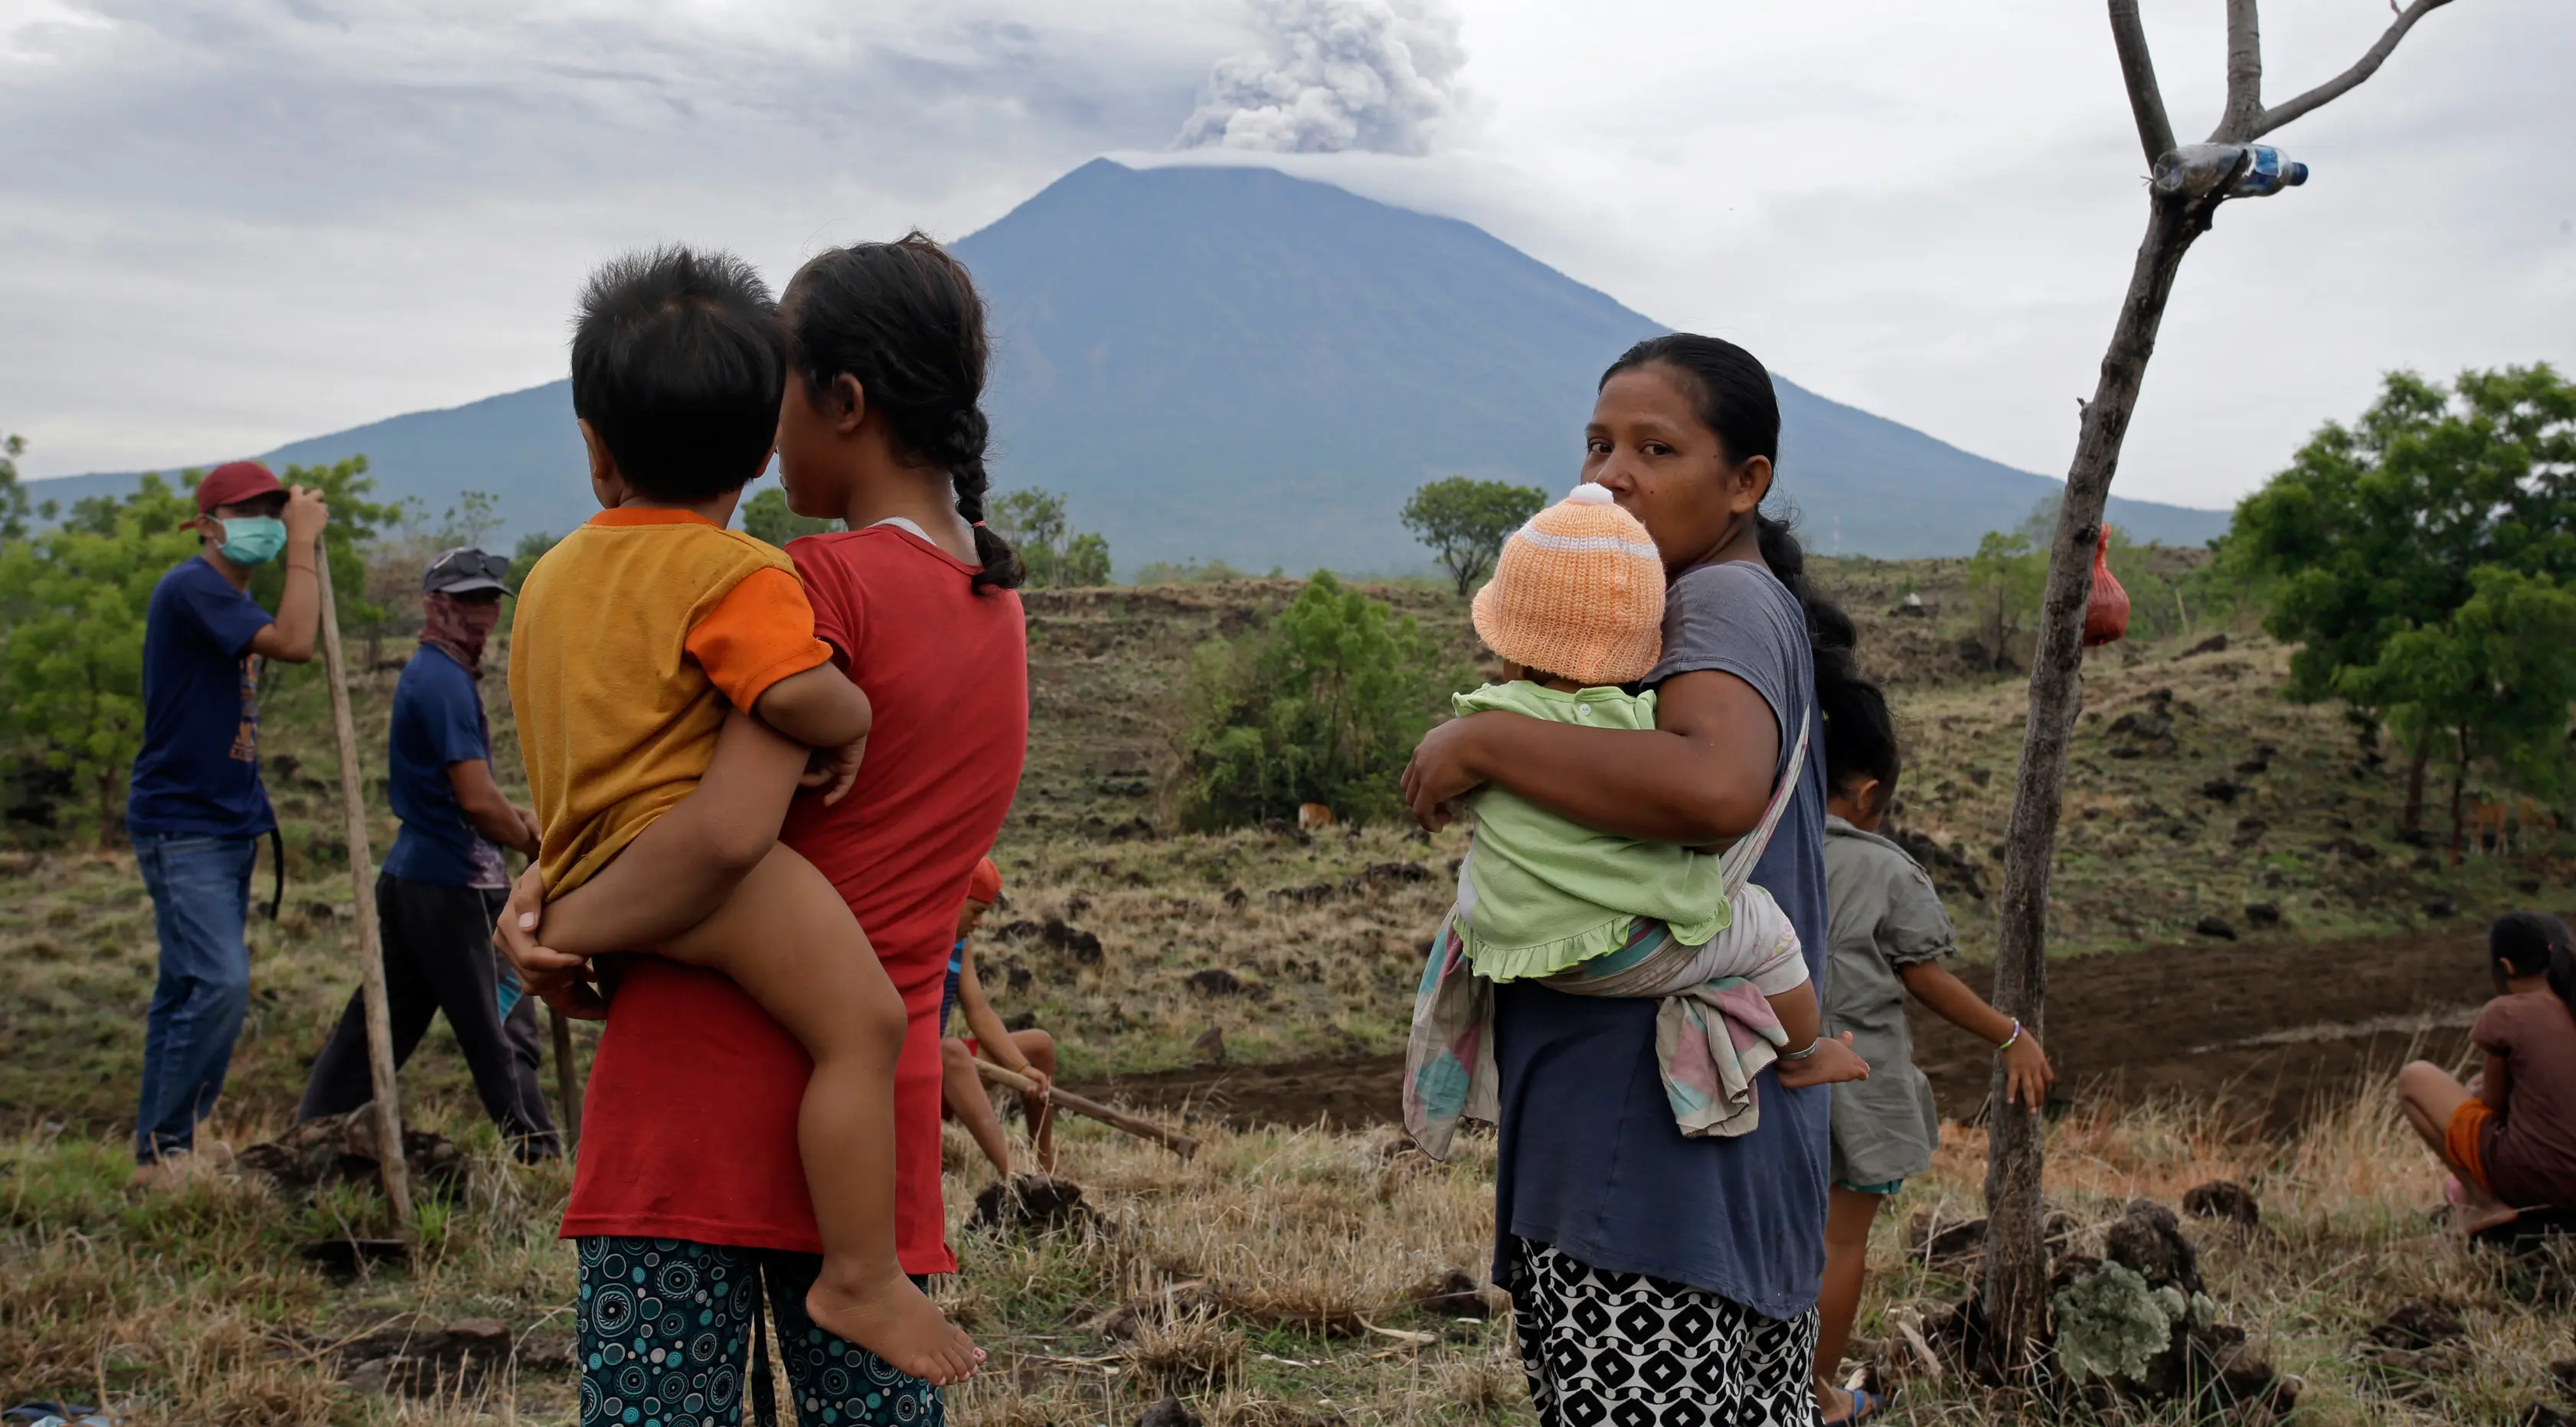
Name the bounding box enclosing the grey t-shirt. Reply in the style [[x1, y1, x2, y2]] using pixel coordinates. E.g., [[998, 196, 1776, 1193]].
[[1490, 557, 1832, 1319], [1822, 816, 1952, 1186]]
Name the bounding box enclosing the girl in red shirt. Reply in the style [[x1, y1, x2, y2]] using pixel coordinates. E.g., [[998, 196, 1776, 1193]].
[[501, 233, 1030, 1427]]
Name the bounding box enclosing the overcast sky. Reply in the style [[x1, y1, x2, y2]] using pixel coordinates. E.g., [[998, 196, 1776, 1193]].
[[5, 0, 2570, 512]]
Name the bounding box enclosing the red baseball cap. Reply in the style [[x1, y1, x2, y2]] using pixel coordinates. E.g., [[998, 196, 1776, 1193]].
[[195, 461, 285, 514], [966, 857, 1002, 906]]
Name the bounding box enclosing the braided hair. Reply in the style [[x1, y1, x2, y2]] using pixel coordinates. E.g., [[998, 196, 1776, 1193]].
[[1600, 333, 1866, 732], [783, 232, 1024, 593]]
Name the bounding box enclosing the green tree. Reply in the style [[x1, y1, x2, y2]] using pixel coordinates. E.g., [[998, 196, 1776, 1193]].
[[740, 486, 838, 547], [1964, 528, 2047, 671], [2337, 567, 2576, 857], [0, 433, 28, 541], [0, 474, 198, 842], [508, 529, 561, 593], [990, 488, 1113, 588], [1174, 571, 1455, 828], [439, 488, 504, 549], [1400, 476, 1548, 596], [2225, 365, 2576, 829]]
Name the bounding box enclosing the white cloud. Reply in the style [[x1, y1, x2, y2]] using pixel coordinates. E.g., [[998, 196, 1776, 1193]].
[[1176, 0, 1463, 155], [6, 0, 2571, 521]]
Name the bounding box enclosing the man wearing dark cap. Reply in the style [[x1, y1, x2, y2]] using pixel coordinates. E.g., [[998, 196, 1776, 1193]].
[[295, 547, 560, 1157], [127, 461, 328, 1187]]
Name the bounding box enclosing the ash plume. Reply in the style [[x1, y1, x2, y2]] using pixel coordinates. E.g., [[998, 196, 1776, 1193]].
[[1175, 0, 1464, 155]]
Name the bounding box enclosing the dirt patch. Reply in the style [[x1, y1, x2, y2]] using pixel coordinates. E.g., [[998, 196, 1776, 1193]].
[[1074, 922, 2553, 1132]]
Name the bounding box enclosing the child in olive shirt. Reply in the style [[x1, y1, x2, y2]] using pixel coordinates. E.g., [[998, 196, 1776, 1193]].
[[1811, 679, 2051, 1425]]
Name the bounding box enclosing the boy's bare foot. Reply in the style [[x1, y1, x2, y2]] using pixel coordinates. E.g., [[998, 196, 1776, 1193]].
[[806, 1269, 982, 1386]]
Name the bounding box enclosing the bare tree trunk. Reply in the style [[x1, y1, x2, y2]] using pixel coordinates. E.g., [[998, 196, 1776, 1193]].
[[2402, 743, 2430, 834], [1979, 192, 2205, 1370], [2449, 727, 2470, 867]]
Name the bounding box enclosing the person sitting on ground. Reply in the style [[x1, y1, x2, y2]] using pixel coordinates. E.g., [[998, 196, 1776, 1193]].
[[126, 460, 328, 1189], [508, 246, 976, 1384], [1809, 675, 2053, 1426], [939, 857, 1058, 1177], [2398, 911, 2576, 1235], [298, 546, 557, 1158], [1406, 484, 1867, 1162]]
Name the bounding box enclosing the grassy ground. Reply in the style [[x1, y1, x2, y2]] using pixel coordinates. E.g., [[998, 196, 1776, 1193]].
[[8, 1073, 2573, 1424]]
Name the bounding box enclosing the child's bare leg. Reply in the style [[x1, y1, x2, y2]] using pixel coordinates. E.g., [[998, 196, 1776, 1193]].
[[941, 1037, 1013, 1180], [1011, 1029, 1059, 1174], [654, 844, 979, 1384], [1812, 1186, 1885, 1422]]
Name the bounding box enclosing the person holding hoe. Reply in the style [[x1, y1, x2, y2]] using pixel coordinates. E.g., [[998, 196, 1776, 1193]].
[[295, 546, 559, 1158], [940, 857, 1058, 1178], [126, 460, 328, 1189]]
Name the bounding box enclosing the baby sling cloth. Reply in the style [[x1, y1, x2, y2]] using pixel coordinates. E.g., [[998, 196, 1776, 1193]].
[[1402, 720, 1809, 1159]]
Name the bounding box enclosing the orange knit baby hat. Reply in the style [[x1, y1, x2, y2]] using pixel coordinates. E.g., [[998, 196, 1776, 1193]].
[[1471, 484, 1666, 686]]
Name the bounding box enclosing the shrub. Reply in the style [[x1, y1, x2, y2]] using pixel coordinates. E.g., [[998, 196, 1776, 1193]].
[[1172, 572, 1455, 829]]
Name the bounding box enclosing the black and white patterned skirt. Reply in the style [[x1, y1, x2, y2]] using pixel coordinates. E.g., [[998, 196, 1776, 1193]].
[[1505, 1237, 1820, 1427]]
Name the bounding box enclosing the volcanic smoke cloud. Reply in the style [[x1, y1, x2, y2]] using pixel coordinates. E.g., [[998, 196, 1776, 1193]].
[[1176, 0, 1464, 155]]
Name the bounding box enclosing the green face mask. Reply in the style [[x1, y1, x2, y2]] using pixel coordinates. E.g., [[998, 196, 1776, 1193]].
[[217, 516, 289, 567]]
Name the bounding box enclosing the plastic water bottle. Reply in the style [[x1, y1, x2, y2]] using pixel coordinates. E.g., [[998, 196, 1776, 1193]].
[[2153, 142, 2309, 200]]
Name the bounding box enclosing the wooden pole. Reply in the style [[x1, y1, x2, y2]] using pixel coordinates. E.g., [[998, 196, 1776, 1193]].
[[550, 1004, 582, 1152], [973, 1060, 1198, 1160], [313, 534, 414, 1228]]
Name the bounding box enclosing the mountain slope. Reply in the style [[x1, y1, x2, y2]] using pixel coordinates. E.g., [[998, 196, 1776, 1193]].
[[29, 159, 2228, 566]]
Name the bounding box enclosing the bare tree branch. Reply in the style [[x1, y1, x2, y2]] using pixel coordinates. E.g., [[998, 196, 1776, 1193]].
[[2218, 0, 2265, 139], [2107, 0, 2178, 165], [2247, 0, 2457, 139]]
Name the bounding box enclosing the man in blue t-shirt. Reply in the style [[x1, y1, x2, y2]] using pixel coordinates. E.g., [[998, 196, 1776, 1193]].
[[127, 460, 329, 1186], [296, 547, 559, 1156]]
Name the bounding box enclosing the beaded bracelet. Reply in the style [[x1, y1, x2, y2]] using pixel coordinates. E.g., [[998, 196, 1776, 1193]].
[[1997, 1018, 2023, 1053]]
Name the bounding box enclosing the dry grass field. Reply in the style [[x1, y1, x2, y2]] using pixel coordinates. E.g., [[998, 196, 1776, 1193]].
[[5, 555, 2573, 1423]]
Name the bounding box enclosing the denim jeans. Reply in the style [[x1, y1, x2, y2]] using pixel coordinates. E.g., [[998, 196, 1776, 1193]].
[[132, 832, 258, 1162]]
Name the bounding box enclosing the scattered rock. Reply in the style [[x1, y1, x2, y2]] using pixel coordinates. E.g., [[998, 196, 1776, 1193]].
[[2368, 1298, 2465, 1351], [1269, 883, 1337, 906], [1887, 827, 1986, 901], [2522, 1406, 2575, 1427], [2182, 1180, 2261, 1229], [1362, 860, 1433, 887], [1139, 1396, 1205, 1427], [238, 1108, 467, 1202], [2424, 896, 2456, 919], [1222, 886, 1249, 910], [1002, 1009, 1040, 1033], [1187, 968, 1243, 997], [2234, 757, 2269, 776], [2231, 815, 2268, 848], [2194, 916, 2238, 941], [304, 900, 342, 921], [1408, 1269, 1489, 1319], [2198, 779, 2246, 804], [331, 1314, 570, 1396], [1003, 962, 1036, 994], [2108, 710, 2176, 742], [2522, 879, 2546, 896], [1193, 1026, 1228, 1066], [2182, 633, 2229, 658], [968, 1175, 1096, 1239], [2104, 1199, 2202, 1295], [1031, 917, 1103, 965], [2243, 903, 2282, 930]]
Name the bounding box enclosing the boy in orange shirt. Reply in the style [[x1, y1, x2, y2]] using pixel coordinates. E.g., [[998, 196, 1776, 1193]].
[[510, 247, 976, 1384]]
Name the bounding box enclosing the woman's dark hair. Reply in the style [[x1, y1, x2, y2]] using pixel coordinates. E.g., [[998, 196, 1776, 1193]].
[[783, 232, 1023, 592], [570, 246, 785, 502], [2491, 910, 2576, 1015], [1819, 672, 1900, 809], [1601, 333, 1866, 731]]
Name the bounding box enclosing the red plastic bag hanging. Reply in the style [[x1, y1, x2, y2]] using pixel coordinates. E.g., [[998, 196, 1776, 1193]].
[[2084, 523, 2130, 648]]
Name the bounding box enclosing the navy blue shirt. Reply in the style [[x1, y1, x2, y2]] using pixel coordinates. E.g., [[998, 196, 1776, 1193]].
[[127, 557, 278, 840], [383, 645, 506, 887], [1490, 559, 1832, 1319]]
